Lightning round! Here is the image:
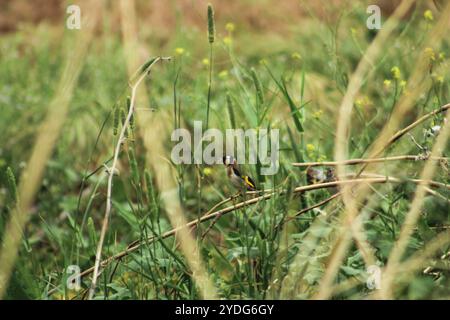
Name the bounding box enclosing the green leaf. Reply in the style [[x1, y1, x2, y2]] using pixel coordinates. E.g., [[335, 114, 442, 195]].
[[264, 65, 304, 132]]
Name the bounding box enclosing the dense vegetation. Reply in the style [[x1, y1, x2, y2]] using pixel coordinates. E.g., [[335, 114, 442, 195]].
[[0, 1, 449, 300]]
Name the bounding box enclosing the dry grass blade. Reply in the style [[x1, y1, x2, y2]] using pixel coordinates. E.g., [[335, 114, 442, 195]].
[[380, 109, 450, 299], [88, 56, 169, 299], [117, 0, 218, 299], [318, 1, 450, 299], [0, 0, 103, 299], [293, 155, 448, 167], [60, 175, 450, 289], [320, 2, 416, 299]]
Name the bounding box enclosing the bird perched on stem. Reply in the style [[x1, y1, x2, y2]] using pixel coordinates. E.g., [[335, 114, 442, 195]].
[[306, 166, 336, 185], [223, 155, 257, 191], [306, 166, 337, 194]]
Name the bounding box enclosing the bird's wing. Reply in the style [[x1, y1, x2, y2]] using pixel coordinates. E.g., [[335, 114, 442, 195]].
[[243, 175, 256, 189], [231, 166, 242, 177]]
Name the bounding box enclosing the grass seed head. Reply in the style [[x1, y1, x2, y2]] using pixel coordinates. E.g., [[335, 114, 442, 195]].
[[5, 167, 18, 204], [113, 104, 120, 136], [207, 4, 215, 44]]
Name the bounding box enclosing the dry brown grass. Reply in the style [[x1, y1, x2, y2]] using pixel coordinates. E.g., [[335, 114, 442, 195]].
[[116, 0, 217, 299], [0, 0, 104, 299]]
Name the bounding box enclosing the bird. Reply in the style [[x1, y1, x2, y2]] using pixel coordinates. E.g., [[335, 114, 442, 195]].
[[306, 166, 336, 185], [223, 155, 257, 191]]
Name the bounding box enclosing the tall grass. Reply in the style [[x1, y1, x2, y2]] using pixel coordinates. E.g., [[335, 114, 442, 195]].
[[0, 0, 103, 299], [0, 1, 449, 300]]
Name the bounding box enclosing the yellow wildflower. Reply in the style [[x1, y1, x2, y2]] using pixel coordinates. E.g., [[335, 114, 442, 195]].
[[306, 144, 315, 154], [383, 79, 392, 88], [391, 66, 401, 80], [424, 47, 435, 61], [203, 167, 212, 176], [202, 58, 210, 66], [424, 10, 434, 21], [313, 110, 323, 119], [355, 98, 363, 107], [223, 36, 232, 45], [225, 22, 235, 33], [356, 96, 372, 108], [218, 70, 229, 78], [400, 80, 407, 88], [291, 52, 302, 60], [175, 47, 185, 55]]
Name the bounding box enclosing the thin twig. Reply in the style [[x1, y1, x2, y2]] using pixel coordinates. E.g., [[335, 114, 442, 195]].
[[69, 176, 450, 285], [380, 108, 450, 299], [283, 192, 342, 224], [375, 103, 450, 156], [292, 155, 448, 167], [0, 0, 103, 299], [356, 103, 450, 177], [276, 171, 450, 230], [88, 56, 170, 299], [191, 194, 238, 234]]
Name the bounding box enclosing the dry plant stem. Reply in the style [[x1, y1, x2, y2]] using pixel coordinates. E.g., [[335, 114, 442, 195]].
[[320, 1, 450, 299], [119, 1, 217, 299], [355, 103, 450, 177], [393, 231, 450, 285], [367, 230, 450, 300], [279, 171, 447, 225], [292, 155, 448, 167], [370, 103, 450, 161], [328, 2, 416, 299], [316, 104, 450, 278], [201, 192, 253, 240], [0, 0, 103, 299], [277, 192, 342, 229], [69, 176, 450, 283], [380, 109, 450, 299], [295, 192, 341, 216], [189, 194, 238, 235], [88, 57, 166, 299], [189, 191, 270, 236], [201, 212, 223, 240]]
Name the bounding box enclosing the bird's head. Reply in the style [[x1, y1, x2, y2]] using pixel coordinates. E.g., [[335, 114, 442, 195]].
[[223, 155, 236, 167]]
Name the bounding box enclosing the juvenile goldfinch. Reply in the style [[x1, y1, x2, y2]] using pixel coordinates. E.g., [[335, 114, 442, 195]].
[[223, 155, 257, 191], [306, 166, 336, 185]]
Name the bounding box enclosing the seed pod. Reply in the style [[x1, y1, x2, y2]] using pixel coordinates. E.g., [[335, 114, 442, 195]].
[[126, 96, 131, 111], [113, 104, 120, 136], [120, 107, 128, 138], [6, 167, 18, 204], [126, 96, 135, 131], [128, 147, 139, 183], [207, 4, 215, 44], [145, 169, 158, 211], [120, 107, 126, 125], [250, 68, 264, 105]]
